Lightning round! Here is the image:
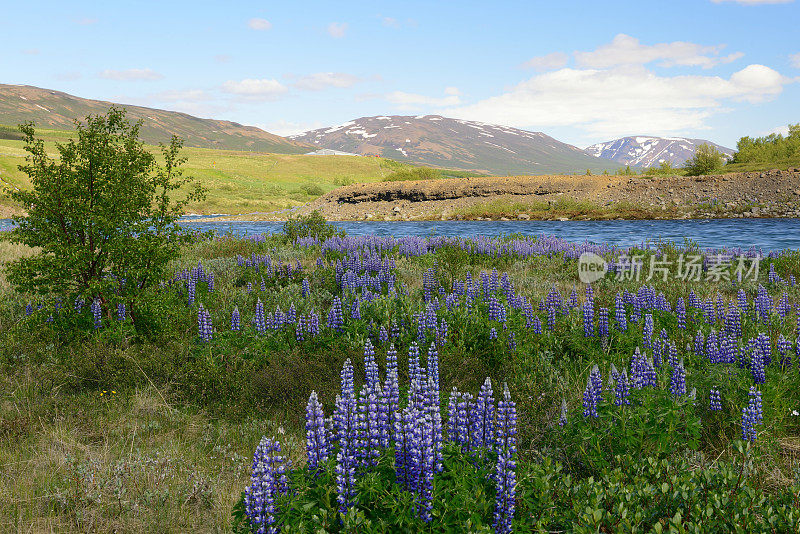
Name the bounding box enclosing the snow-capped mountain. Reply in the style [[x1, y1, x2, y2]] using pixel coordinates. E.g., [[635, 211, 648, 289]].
[[291, 115, 621, 175], [585, 136, 734, 168]]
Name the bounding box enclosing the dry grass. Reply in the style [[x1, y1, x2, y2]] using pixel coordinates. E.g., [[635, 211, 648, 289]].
[[0, 369, 304, 533]]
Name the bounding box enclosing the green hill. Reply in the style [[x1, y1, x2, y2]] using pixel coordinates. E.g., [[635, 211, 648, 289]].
[[0, 129, 408, 215]]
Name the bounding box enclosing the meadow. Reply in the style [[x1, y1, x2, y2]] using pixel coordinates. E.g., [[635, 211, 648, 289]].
[[0, 127, 407, 216], [2, 226, 800, 532]]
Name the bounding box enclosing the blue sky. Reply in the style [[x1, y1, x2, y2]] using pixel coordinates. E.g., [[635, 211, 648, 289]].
[[3, 0, 799, 148]]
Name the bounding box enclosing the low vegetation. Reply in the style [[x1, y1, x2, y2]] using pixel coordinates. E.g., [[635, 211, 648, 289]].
[[456, 197, 666, 220]]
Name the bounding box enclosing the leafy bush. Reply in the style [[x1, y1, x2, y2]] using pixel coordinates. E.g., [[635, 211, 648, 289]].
[[684, 143, 725, 175], [732, 124, 800, 164], [282, 210, 343, 242], [6, 107, 205, 326], [382, 167, 443, 181]]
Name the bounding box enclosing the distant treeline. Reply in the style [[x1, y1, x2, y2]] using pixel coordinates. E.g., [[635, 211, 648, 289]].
[[382, 167, 484, 181], [731, 124, 800, 164], [0, 125, 24, 141]]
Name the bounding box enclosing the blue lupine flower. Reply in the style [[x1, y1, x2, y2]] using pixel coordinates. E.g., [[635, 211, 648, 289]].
[[489, 327, 498, 340], [750, 345, 766, 384], [187, 278, 196, 307], [547, 306, 556, 331], [582, 375, 599, 419], [558, 399, 568, 427], [598, 307, 609, 338], [379, 325, 388, 344], [533, 316, 542, 334], [295, 316, 305, 341], [327, 297, 344, 331], [589, 365, 603, 402], [231, 307, 241, 331], [741, 387, 762, 442], [364, 339, 380, 392], [614, 370, 631, 406], [302, 278, 310, 298], [582, 300, 594, 337], [340, 358, 355, 400], [306, 391, 328, 471], [91, 299, 102, 329], [675, 297, 686, 329], [334, 394, 357, 515], [473, 378, 495, 449], [254, 299, 266, 335], [494, 383, 517, 534], [709, 388, 722, 411], [116, 303, 126, 322], [670, 359, 686, 397], [244, 436, 290, 534], [642, 314, 654, 348]]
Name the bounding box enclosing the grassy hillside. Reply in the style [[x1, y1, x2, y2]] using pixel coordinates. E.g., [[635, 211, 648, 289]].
[[0, 127, 408, 215], [0, 84, 312, 154]]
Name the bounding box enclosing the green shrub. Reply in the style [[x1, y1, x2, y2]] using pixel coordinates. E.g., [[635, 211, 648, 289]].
[[684, 143, 725, 176], [282, 210, 343, 242]]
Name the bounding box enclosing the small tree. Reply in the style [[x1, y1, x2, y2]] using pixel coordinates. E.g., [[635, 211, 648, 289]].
[[7, 107, 206, 322], [684, 143, 725, 176], [282, 210, 343, 243]]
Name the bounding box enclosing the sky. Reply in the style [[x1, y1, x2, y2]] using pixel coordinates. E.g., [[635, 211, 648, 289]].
[[3, 0, 799, 148]]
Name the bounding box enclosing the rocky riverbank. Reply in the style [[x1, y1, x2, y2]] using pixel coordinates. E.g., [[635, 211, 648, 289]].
[[234, 168, 800, 222]]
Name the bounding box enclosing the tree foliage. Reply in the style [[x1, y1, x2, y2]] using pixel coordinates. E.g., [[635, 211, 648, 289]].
[[732, 123, 800, 164], [683, 143, 725, 176], [282, 210, 344, 243], [7, 107, 206, 320]]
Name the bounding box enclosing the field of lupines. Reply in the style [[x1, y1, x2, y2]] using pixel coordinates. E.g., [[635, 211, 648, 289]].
[[3, 231, 800, 532]]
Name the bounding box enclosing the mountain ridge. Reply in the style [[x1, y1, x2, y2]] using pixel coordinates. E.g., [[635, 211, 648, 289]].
[[291, 115, 622, 175], [585, 136, 734, 168], [0, 84, 312, 154]]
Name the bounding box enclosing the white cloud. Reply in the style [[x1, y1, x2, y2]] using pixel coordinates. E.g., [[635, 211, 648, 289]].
[[221, 78, 288, 100], [791, 52, 800, 68], [257, 120, 324, 137], [99, 68, 163, 81], [327, 22, 348, 38], [248, 18, 272, 31], [387, 89, 461, 108], [447, 64, 790, 139], [382, 17, 400, 28], [291, 72, 360, 91], [576, 34, 743, 69], [762, 125, 790, 136], [711, 0, 793, 4], [522, 52, 569, 71]]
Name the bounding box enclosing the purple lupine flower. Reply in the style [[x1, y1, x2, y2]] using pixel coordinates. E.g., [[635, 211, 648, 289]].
[[334, 394, 357, 515], [25, 303, 33, 316], [384, 367, 400, 441], [473, 378, 495, 450], [494, 383, 517, 534], [778, 335, 792, 368], [91, 299, 102, 329], [327, 297, 344, 331], [231, 307, 241, 331], [741, 387, 762, 442], [582, 300, 594, 338], [295, 315, 305, 341], [260, 277, 266, 292], [350, 298, 361, 320], [558, 399, 568, 426], [244, 437, 290, 534], [247, 281, 253, 293], [489, 327, 498, 340], [187, 278, 196, 307], [547, 306, 556, 331], [533, 316, 542, 334], [340, 358, 355, 400], [676, 297, 686, 329], [508, 332, 517, 352], [447, 388, 460, 442], [582, 375, 599, 419], [670, 359, 686, 397], [306, 391, 328, 471], [750, 345, 766, 384], [394, 405, 415, 490], [364, 339, 380, 392], [302, 278, 310, 298], [254, 299, 266, 335], [589, 365, 603, 402], [709, 388, 722, 411], [116, 303, 126, 322], [614, 370, 631, 406], [424, 373, 443, 473], [598, 307, 609, 338], [642, 313, 654, 348], [378, 325, 388, 344]]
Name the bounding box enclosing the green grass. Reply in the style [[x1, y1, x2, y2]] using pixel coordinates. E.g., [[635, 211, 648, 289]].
[[2, 235, 800, 531], [0, 128, 412, 215], [455, 197, 669, 220]]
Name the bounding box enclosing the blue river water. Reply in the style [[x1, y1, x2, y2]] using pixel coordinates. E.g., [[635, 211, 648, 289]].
[[2, 218, 800, 252]]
